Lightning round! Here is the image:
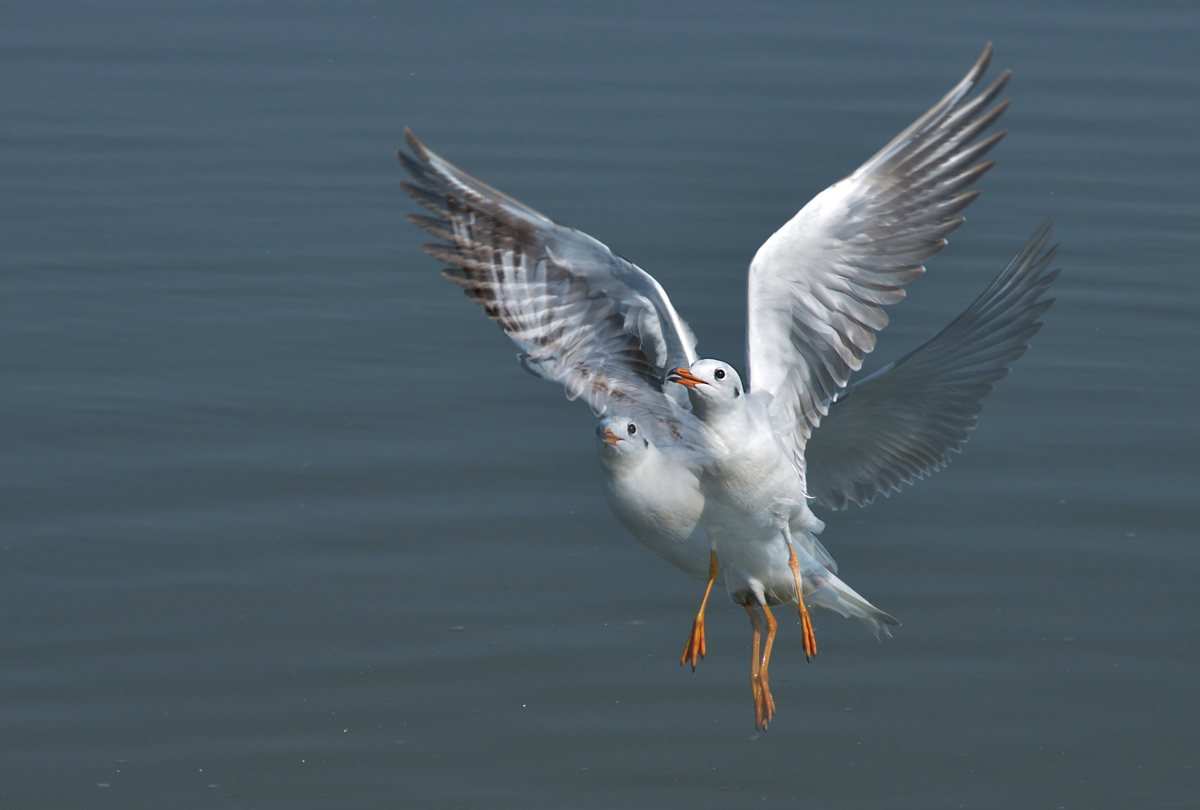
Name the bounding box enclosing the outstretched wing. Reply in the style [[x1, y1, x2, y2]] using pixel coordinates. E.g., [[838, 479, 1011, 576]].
[[399, 130, 701, 443], [805, 222, 1059, 510], [745, 43, 1010, 448]]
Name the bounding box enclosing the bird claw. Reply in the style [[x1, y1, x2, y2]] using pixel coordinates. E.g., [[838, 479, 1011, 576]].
[[752, 671, 775, 731], [679, 613, 707, 671], [799, 601, 818, 662]]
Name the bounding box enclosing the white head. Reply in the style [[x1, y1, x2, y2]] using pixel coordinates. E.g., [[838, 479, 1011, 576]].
[[595, 415, 653, 470], [667, 359, 745, 418]]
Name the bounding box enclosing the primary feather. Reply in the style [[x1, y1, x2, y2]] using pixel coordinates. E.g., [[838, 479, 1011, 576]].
[[805, 222, 1059, 509], [745, 43, 1011, 457], [400, 130, 703, 447]]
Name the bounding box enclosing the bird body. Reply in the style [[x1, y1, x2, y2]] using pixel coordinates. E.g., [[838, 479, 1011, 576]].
[[596, 415, 897, 636], [596, 418, 709, 580], [597, 415, 892, 624]]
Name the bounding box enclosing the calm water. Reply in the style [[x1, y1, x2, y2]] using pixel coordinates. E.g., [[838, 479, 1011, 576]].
[[4, 2, 1199, 807]]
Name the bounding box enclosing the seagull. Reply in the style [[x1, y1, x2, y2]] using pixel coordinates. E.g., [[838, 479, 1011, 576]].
[[661, 43, 1010, 682], [656, 223, 1057, 727], [595, 412, 898, 711], [399, 43, 1052, 729], [593, 222, 1056, 727]]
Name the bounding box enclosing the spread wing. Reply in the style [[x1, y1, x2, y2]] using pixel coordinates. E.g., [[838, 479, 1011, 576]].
[[744, 43, 1010, 450], [399, 130, 703, 444], [805, 222, 1059, 510]]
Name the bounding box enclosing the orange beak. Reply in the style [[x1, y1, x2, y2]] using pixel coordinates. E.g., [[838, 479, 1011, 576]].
[[601, 427, 622, 446], [667, 367, 705, 389]]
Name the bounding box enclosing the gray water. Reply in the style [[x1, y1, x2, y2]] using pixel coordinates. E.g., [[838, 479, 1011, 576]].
[[4, 2, 1199, 808]]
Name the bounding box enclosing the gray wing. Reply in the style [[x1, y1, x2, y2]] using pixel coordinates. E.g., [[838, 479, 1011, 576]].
[[805, 222, 1059, 510], [745, 43, 1010, 450], [400, 130, 702, 444]]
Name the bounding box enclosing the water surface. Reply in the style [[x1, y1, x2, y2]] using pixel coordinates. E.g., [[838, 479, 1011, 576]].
[[3, 2, 1199, 807]]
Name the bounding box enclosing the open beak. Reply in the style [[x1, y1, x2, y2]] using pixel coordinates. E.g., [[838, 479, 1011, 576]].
[[667, 367, 705, 389], [601, 428, 622, 446]]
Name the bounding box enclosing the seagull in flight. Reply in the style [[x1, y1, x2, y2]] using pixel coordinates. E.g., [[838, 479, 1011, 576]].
[[612, 223, 1057, 728], [398, 43, 1055, 729]]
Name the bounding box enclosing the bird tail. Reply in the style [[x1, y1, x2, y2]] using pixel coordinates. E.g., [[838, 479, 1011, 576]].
[[806, 566, 900, 639], [782, 542, 899, 639]]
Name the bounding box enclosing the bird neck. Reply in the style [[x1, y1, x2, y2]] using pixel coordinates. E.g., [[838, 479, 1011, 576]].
[[691, 396, 751, 444], [599, 444, 655, 477], [689, 393, 737, 423]]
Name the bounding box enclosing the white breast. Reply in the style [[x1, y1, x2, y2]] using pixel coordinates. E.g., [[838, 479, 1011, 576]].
[[702, 401, 805, 532], [601, 448, 710, 580]]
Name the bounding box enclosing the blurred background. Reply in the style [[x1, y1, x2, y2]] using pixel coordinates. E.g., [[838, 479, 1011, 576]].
[[3, 1, 1198, 807]]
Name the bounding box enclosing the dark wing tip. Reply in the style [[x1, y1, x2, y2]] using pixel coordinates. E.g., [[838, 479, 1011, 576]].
[[970, 42, 994, 82], [403, 127, 430, 161], [406, 213, 455, 242]]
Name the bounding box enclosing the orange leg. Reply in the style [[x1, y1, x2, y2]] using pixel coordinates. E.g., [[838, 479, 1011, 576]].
[[787, 543, 818, 662], [743, 604, 765, 730], [744, 602, 777, 731], [758, 603, 778, 728], [680, 550, 718, 671]]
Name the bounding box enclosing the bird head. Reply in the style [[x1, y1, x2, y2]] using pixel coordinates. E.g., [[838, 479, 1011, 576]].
[[667, 359, 744, 416], [595, 416, 652, 468]]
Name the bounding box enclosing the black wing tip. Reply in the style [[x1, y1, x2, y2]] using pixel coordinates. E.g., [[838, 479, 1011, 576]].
[[399, 178, 433, 201], [406, 212, 455, 241], [397, 151, 431, 184], [1023, 220, 1062, 279], [1031, 216, 1055, 237], [970, 42, 994, 80], [972, 158, 997, 179], [402, 127, 429, 160], [439, 267, 475, 286]]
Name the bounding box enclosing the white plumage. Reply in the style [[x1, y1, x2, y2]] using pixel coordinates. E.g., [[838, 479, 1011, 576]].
[[400, 42, 1057, 730]]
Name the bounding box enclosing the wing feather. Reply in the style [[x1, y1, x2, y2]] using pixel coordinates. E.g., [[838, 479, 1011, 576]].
[[745, 43, 1011, 449], [399, 130, 701, 443], [805, 222, 1059, 510]]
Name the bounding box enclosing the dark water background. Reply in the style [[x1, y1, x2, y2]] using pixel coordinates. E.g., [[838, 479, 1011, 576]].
[[4, 2, 1199, 807]]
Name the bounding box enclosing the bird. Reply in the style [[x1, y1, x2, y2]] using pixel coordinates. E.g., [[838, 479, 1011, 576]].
[[655, 223, 1057, 727], [593, 220, 1056, 727], [398, 42, 1054, 729], [595, 412, 898, 728], [660, 42, 1012, 687]]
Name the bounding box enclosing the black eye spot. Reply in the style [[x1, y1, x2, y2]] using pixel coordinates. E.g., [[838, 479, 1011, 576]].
[[714, 369, 726, 381], [627, 423, 637, 436]]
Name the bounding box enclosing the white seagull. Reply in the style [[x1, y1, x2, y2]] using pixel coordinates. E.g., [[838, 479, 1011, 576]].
[[399, 43, 1054, 729], [642, 223, 1056, 727], [594, 412, 899, 691]]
